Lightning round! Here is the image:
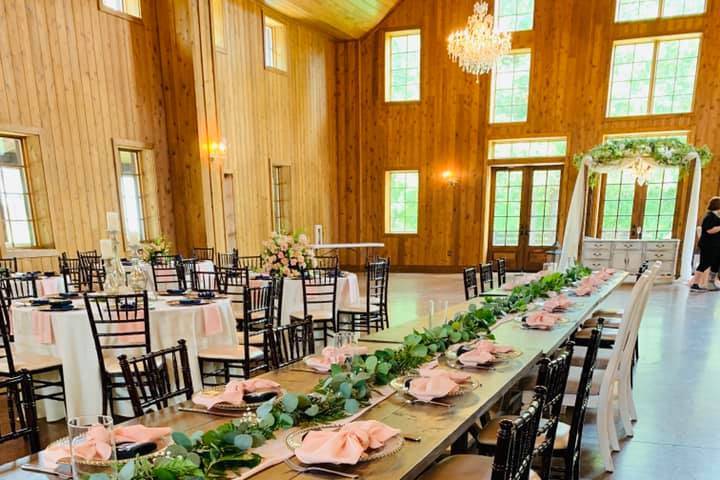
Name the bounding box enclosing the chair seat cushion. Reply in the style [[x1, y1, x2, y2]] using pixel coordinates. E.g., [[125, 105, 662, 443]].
[[571, 345, 612, 368], [476, 416, 570, 450], [236, 331, 265, 345], [289, 310, 334, 321], [198, 345, 264, 361], [338, 303, 380, 314], [583, 317, 622, 329], [0, 352, 62, 373], [418, 454, 539, 480], [565, 366, 603, 396]]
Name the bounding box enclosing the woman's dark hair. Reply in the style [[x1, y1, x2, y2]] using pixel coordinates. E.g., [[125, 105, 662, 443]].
[[708, 197, 720, 211]]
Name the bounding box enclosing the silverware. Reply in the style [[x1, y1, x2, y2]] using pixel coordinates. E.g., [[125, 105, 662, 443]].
[[404, 398, 452, 407], [284, 458, 360, 479], [403, 434, 422, 442], [21, 464, 72, 479], [448, 362, 496, 371], [288, 368, 322, 374], [178, 407, 243, 418]]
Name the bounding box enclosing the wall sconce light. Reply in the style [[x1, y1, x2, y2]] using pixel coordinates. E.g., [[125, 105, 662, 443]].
[[208, 139, 227, 159], [442, 170, 459, 187]]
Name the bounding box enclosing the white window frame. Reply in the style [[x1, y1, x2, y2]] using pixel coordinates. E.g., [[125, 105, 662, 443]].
[[384, 29, 422, 103], [489, 49, 532, 124], [385, 170, 420, 235]]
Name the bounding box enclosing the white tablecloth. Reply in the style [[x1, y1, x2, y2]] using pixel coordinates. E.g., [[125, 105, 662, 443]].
[[11, 297, 235, 420]]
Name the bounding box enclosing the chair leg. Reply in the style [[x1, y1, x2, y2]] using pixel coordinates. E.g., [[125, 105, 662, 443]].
[[597, 399, 615, 472]]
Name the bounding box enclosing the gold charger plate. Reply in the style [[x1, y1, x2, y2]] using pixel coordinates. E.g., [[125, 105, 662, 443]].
[[444, 342, 523, 365], [285, 424, 404, 463], [191, 387, 284, 411], [47, 435, 171, 467], [390, 375, 480, 398]]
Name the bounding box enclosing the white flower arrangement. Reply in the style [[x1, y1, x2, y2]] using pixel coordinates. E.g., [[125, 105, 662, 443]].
[[260, 231, 316, 277]]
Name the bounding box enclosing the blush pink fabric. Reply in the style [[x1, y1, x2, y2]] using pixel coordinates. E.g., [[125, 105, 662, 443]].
[[471, 340, 514, 354], [306, 345, 366, 372], [417, 365, 470, 384], [294, 420, 401, 465], [408, 375, 459, 401], [193, 379, 281, 409], [202, 303, 224, 336], [525, 311, 561, 329], [458, 349, 495, 366], [573, 285, 594, 296], [30, 310, 54, 344], [39, 278, 60, 296], [543, 294, 573, 312]]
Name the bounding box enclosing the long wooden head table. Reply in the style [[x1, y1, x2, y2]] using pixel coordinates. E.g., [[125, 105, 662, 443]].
[[0, 272, 627, 480]]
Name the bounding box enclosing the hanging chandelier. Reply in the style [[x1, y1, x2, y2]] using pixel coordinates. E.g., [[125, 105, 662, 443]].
[[447, 2, 512, 80]]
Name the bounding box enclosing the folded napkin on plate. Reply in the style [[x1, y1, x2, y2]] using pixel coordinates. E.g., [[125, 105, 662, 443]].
[[295, 420, 401, 465], [306, 345, 367, 372], [471, 339, 514, 354], [194, 379, 280, 409], [202, 303, 224, 336], [417, 364, 470, 384], [458, 348, 495, 366], [543, 294, 573, 312], [574, 285, 594, 296], [43, 424, 171, 463], [408, 375, 459, 401], [525, 311, 561, 329]]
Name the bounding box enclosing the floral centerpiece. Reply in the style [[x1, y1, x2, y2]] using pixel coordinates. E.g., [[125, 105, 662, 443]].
[[139, 235, 171, 263], [260, 231, 316, 277]]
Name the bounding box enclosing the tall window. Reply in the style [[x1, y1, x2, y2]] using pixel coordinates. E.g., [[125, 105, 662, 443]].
[[263, 15, 287, 71], [492, 170, 523, 246], [385, 29, 421, 102], [615, 0, 706, 22], [385, 171, 419, 234], [118, 149, 146, 241], [489, 138, 567, 159], [599, 132, 687, 240], [100, 0, 141, 19], [271, 165, 291, 233], [607, 35, 700, 117], [0, 136, 37, 248], [495, 0, 534, 32], [490, 50, 531, 123]]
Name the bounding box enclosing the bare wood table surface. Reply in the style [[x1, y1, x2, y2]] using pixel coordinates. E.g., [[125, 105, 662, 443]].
[[0, 273, 628, 480]]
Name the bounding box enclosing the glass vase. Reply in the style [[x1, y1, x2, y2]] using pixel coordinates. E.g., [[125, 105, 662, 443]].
[[68, 415, 117, 479]]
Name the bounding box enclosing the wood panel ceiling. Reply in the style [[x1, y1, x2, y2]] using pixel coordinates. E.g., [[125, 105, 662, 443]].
[[259, 0, 401, 39]]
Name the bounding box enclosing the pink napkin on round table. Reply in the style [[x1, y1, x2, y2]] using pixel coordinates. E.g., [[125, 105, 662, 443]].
[[202, 303, 224, 336], [458, 349, 495, 366], [408, 375, 459, 401], [295, 420, 401, 465], [194, 379, 281, 409], [31, 310, 54, 344], [525, 311, 561, 329]]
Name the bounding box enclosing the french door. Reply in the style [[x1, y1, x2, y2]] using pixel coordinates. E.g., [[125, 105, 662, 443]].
[[488, 166, 562, 271], [596, 167, 680, 240]]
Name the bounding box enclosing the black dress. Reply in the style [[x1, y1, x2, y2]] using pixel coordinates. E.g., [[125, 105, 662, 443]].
[[696, 212, 720, 271]]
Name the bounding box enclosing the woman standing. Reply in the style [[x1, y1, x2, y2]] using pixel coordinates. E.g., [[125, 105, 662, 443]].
[[690, 196, 720, 292]]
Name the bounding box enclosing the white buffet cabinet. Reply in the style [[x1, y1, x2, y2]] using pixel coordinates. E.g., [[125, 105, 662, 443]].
[[582, 238, 679, 279]]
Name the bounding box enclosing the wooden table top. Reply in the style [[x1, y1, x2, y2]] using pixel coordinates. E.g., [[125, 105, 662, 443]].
[[0, 272, 628, 480]]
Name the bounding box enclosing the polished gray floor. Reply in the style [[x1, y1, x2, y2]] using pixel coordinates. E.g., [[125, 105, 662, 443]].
[[380, 273, 720, 479]]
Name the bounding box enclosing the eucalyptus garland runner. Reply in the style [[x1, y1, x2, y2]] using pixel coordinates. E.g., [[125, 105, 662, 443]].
[[102, 264, 592, 480]]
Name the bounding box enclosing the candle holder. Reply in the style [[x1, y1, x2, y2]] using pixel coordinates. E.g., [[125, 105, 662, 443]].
[[105, 229, 127, 294], [127, 243, 147, 292]]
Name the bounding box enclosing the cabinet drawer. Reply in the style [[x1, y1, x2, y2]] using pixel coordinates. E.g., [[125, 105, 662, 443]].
[[645, 241, 677, 252], [584, 241, 610, 250], [614, 242, 642, 251], [586, 260, 610, 270], [583, 249, 611, 260], [646, 250, 674, 261]]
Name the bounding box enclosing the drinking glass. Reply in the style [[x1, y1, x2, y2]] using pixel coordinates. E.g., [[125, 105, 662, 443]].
[[68, 415, 116, 479]]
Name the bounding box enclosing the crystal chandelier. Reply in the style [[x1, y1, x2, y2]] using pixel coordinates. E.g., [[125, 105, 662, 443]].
[[447, 2, 512, 80]]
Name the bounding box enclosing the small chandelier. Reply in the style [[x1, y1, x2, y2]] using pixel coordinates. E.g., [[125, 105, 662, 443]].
[[447, 2, 512, 80]]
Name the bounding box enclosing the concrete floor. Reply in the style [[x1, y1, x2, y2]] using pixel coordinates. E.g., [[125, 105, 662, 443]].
[[380, 273, 720, 479]]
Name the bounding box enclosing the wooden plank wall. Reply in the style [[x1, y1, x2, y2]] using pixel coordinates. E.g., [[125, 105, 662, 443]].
[[0, 0, 174, 270], [213, 0, 338, 254], [335, 0, 720, 270]]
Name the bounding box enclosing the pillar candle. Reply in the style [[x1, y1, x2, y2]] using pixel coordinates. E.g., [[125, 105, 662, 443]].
[[100, 239, 113, 259], [106, 212, 121, 232]]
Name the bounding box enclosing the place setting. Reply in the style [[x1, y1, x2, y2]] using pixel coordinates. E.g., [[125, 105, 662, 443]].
[[443, 340, 523, 370], [185, 379, 285, 418]]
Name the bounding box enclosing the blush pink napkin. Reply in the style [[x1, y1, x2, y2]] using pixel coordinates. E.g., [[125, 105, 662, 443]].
[[574, 285, 594, 296], [295, 420, 401, 465], [43, 424, 171, 463], [543, 294, 573, 312], [202, 303, 224, 336], [194, 379, 281, 409], [471, 340, 514, 354], [417, 364, 470, 384], [39, 278, 60, 296], [31, 310, 54, 344], [408, 375, 459, 401], [306, 345, 369, 372], [458, 348, 495, 366], [525, 311, 561, 329]]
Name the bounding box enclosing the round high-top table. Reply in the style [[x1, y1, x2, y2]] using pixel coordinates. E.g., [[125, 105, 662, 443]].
[[10, 296, 235, 420]]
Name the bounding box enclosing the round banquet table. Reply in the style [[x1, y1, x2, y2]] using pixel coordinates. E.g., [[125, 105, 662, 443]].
[[10, 296, 235, 420], [252, 272, 360, 325]]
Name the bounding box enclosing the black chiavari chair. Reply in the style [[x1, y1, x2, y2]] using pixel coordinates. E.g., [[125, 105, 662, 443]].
[[479, 262, 494, 293], [496, 257, 507, 286], [238, 255, 262, 271], [192, 247, 215, 262], [269, 315, 314, 369], [418, 387, 547, 480], [314, 255, 339, 269], [270, 276, 284, 326], [463, 267, 478, 300], [59, 253, 83, 292], [78, 250, 104, 292], [0, 372, 40, 454], [1, 275, 37, 300], [84, 291, 151, 417], [337, 260, 388, 334], [151, 254, 187, 292], [0, 257, 18, 276], [198, 285, 273, 384], [0, 288, 66, 405], [119, 339, 193, 418], [290, 267, 338, 345], [216, 248, 239, 271], [191, 269, 227, 294]]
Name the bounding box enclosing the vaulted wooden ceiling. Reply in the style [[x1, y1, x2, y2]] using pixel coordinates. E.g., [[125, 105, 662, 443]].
[[259, 0, 401, 39]]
